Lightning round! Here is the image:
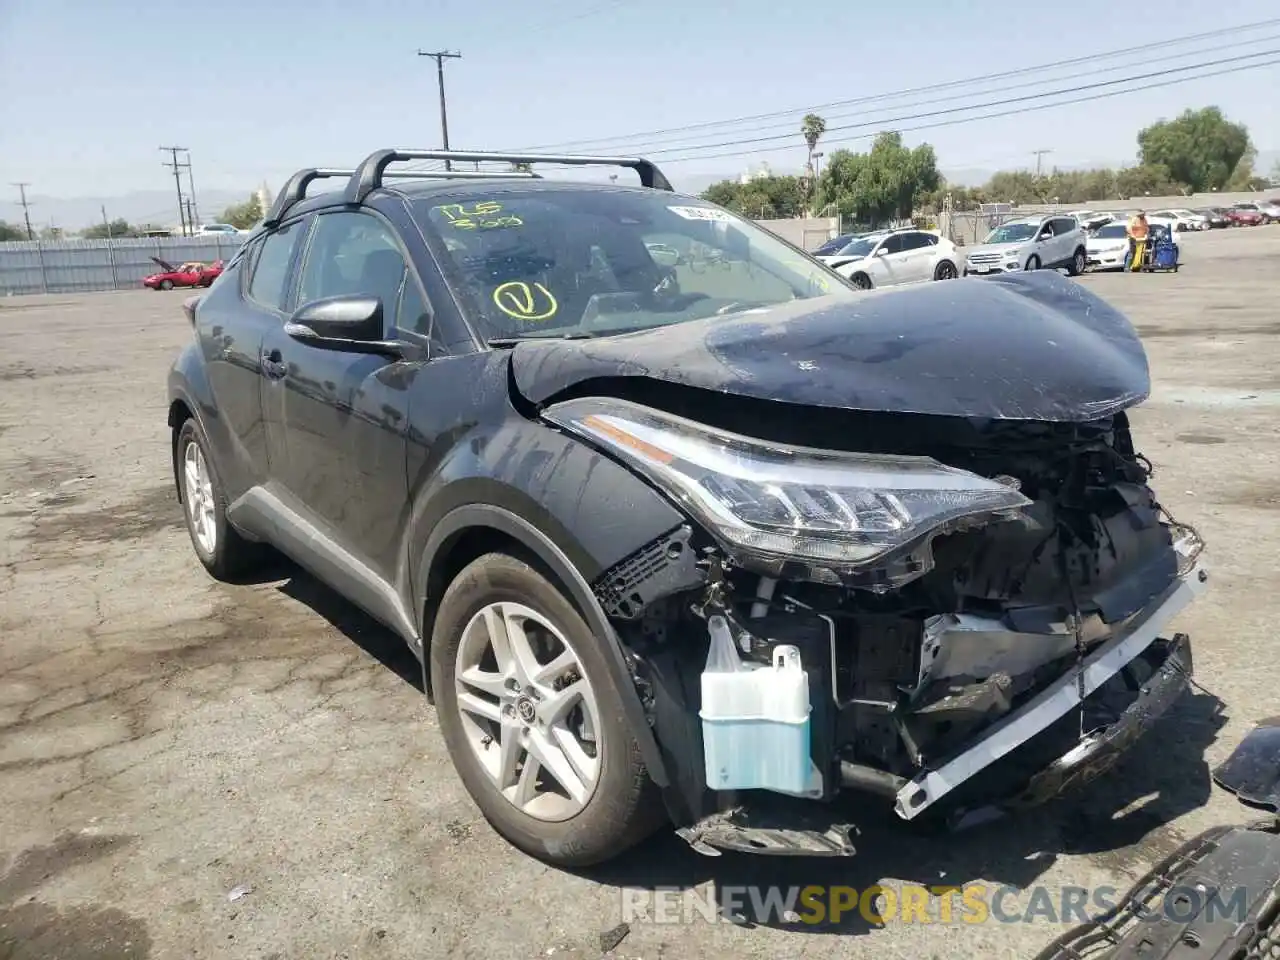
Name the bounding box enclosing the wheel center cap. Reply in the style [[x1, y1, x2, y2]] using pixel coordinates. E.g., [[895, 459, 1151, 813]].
[[515, 697, 537, 724]]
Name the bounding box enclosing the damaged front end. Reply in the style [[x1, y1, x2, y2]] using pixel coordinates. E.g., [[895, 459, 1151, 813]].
[[543, 395, 1208, 856]]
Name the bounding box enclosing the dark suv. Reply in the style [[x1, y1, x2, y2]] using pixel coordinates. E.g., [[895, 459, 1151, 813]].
[[168, 149, 1206, 867]]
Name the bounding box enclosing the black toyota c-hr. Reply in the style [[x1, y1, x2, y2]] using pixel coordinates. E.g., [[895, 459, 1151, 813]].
[[168, 149, 1206, 867]]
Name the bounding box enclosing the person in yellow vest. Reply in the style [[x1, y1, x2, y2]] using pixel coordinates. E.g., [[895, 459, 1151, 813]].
[[1124, 211, 1149, 272]]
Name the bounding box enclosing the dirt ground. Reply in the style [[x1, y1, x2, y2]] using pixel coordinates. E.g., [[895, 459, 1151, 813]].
[[2, 226, 1278, 960]]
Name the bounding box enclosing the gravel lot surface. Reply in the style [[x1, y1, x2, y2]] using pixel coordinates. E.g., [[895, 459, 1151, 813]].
[[2, 225, 1278, 960]]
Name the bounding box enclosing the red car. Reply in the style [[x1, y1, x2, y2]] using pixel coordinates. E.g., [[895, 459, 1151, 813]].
[[142, 257, 224, 290], [1225, 206, 1264, 227]]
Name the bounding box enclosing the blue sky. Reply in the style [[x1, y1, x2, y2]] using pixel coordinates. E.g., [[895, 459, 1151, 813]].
[[1, 0, 1277, 199]]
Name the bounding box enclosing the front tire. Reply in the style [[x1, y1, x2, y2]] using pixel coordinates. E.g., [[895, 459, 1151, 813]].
[[160, 279, 174, 290], [431, 553, 662, 867], [175, 417, 265, 580], [1025, 255, 1040, 271]]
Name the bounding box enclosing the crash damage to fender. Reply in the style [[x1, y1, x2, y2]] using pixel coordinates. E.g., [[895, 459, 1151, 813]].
[[514, 272, 1208, 856]]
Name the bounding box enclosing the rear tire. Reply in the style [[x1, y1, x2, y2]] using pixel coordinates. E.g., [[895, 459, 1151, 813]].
[[933, 260, 957, 281], [850, 272, 873, 290], [175, 417, 266, 581], [1066, 247, 1087, 277], [431, 553, 664, 867]]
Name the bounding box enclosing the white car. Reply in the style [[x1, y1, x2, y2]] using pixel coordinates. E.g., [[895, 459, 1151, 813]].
[[1084, 221, 1130, 271], [1150, 209, 1209, 232], [962, 215, 1089, 277], [816, 228, 960, 290]]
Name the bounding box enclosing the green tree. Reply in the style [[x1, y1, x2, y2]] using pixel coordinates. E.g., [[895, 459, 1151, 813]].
[[82, 218, 137, 240], [1137, 107, 1251, 193], [220, 194, 264, 230], [1114, 163, 1182, 198], [815, 132, 940, 225], [0, 220, 27, 241], [699, 175, 805, 218]]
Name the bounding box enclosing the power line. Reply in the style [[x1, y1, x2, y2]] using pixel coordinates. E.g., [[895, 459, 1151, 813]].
[[638, 49, 1280, 160], [418, 50, 462, 170], [539, 31, 1280, 156], [517, 17, 1280, 153], [159, 146, 189, 235], [11, 183, 34, 240], [659, 54, 1280, 165]]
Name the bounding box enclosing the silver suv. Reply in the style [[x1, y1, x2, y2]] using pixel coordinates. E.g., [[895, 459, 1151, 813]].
[[963, 215, 1088, 277]]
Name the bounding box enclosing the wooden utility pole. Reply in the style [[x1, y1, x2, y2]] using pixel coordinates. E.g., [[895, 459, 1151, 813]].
[[417, 50, 462, 170], [159, 146, 189, 235], [12, 183, 34, 240], [1032, 149, 1052, 178]]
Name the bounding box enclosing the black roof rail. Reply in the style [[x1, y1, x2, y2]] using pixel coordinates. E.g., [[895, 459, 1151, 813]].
[[263, 168, 355, 227], [344, 149, 674, 205]]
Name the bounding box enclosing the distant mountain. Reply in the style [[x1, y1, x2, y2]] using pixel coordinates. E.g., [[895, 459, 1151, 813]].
[[18, 188, 255, 232]]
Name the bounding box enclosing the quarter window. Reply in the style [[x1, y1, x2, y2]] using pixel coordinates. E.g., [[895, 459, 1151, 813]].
[[247, 222, 302, 311]]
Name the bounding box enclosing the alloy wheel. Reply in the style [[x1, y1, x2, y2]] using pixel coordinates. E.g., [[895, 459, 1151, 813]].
[[182, 440, 217, 554], [851, 274, 872, 290], [454, 601, 602, 822]]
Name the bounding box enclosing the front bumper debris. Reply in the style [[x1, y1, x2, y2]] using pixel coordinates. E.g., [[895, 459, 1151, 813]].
[[676, 794, 858, 857], [894, 553, 1208, 820], [1007, 633, 1192, 809], [1212, 717, 1280, 810], [1033, 817, 1280, 960]]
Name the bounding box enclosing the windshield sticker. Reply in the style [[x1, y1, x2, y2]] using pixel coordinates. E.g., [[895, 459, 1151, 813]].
[[435, 201, 523, 231], [492, 281, 558, 322], [668, 205, 736, 223]]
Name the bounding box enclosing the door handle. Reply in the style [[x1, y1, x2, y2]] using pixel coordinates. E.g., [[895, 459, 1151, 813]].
[[261, 348, 288, 380]]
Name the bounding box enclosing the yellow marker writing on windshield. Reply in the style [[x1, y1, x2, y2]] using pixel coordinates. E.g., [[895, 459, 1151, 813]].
[[493, 281, 558, 322]]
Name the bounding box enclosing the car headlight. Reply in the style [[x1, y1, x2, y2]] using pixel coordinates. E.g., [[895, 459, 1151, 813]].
[[542, 397, 1031, 569]]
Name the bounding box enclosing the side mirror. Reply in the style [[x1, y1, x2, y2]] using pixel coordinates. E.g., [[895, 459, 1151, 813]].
[[873, 246, 888, 257], [285, 295, 419, 360]]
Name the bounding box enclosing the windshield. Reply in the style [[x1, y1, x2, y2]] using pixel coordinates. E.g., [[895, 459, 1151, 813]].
[[813, 234, 854, 256], [411, 188, 852, 340], [833, 235, 883, 258], [983, 222, 1039, 244], [1093, 223, 1128, 239]]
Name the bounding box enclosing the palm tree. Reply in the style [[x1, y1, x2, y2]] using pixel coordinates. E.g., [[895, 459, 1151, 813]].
[[801, 114, 827, 171]]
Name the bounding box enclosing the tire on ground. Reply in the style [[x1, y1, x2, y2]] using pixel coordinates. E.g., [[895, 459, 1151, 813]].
[[430, 552, 664, 866], [175, 416, 266, 581]]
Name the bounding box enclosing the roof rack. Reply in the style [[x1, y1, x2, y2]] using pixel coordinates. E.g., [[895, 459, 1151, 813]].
[[344, 149, 674, 205], [263, 169, 355, 227], [264, 165, 547, 227]]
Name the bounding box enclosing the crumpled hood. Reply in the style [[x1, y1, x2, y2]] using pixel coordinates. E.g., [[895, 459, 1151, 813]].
[[509, 270, 1150, 422], [963, 241, 1027, 259]]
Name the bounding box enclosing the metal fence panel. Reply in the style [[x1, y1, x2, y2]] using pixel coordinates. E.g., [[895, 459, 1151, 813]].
[[0, 235, 248, 295]]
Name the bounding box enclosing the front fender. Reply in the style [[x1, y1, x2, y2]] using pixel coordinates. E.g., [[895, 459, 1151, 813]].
[[406, 418, 688, 787]]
